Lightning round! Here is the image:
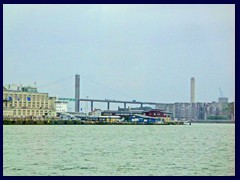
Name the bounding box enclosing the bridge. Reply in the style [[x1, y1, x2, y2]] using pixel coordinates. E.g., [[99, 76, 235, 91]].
[[58, 97, 172, 111], [53, 74, 170, 112]]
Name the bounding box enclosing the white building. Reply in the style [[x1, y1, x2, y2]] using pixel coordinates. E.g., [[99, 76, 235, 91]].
[[55, 100, 68, 112], [89, 109, 102, 117]]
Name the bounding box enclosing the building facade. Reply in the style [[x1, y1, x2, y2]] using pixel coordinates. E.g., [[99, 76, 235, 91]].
[[3, 85, 56, 118], [173, 101, 234, 120], [55, 100, 68, 112], [89, 109, 102, 117], [219, 97, 228, 103], [144, 109, 172, 122]]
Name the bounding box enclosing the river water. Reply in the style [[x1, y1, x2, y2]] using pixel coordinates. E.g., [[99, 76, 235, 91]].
[[3, 124, 235, 176]]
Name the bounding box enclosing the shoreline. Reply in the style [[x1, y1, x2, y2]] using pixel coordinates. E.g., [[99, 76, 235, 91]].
[[3, 119, 234, 125], [190, 120, 235, 124], [3, 119, 184, 125]]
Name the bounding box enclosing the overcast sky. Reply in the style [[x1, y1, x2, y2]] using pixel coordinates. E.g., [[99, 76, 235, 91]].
[[3, 4, 235, 111]]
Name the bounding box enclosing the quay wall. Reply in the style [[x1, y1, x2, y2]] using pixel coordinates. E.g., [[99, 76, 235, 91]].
[[3, 119, 184, 125], [192, 120, 235, 124]]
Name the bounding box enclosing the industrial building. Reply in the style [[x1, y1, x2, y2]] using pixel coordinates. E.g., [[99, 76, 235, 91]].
[[3, 84, 56, 118], [219, 97, 228, 103]]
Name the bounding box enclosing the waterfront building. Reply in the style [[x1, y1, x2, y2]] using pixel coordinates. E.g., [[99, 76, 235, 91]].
[[98, 115, 121, 123], [173, 101, 234, 120], [89, 109, 102, 117], [55, 99, 68, 112], [174, 103, 190, 120], [144, 109, 172, 122], [3, 84, 56, 118], [101, 110, 144, 116]]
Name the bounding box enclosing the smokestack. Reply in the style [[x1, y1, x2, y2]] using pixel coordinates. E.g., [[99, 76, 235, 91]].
[[191, 77, 195, 103], [75, 74, 80, 112]]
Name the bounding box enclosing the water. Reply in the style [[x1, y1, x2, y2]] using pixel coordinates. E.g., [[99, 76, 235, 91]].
[[3, 124, 235, 176]]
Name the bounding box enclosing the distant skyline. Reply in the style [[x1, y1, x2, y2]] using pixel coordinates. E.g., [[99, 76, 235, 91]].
[[3, 4, 235, 110]]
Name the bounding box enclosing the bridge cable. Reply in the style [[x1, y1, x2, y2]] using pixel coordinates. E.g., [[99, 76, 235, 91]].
[[80, 75, 136, 100], [37, 75, 74, 88]]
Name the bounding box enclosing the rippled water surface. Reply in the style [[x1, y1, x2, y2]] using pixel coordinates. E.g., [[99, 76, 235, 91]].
[[3, 124, 235, 176]]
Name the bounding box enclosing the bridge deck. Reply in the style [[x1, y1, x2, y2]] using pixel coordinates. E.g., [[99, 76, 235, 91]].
[[58, 98, 172, 105]]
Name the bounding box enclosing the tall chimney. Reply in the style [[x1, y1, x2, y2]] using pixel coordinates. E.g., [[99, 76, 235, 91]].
[[75, 74, 80, 112], [191, 77, 195, 103]]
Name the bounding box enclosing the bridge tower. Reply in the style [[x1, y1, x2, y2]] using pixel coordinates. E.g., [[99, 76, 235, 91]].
[[75, 74, 80, 112]]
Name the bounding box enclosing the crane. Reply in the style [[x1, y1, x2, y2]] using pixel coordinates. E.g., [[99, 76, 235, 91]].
[[219, 88, 224, 97]]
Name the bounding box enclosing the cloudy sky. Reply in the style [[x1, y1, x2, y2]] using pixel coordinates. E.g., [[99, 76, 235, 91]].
[[3, 4, 235, 110]]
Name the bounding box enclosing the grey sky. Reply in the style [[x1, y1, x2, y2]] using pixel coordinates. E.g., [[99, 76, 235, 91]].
[[3, 4, 235, 110]]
